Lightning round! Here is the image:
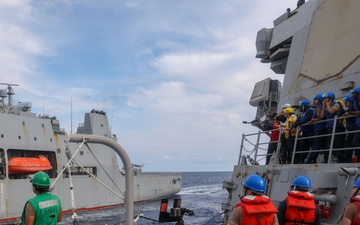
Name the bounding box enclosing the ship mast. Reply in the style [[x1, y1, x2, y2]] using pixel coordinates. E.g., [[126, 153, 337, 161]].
[[0, 83, 19, 106]]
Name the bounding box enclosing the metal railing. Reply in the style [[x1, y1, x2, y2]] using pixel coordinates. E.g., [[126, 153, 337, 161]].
[[238, 114, 360, 165]]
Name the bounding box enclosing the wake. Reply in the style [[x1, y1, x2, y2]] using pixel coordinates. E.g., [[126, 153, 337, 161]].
[[179, 184, 223, 195]]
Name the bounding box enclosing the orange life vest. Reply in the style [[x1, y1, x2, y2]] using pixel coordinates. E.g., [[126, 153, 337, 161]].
[[343, 197, 360, 225], [284, 191, 316, 225], [235, 195, 278, 225]]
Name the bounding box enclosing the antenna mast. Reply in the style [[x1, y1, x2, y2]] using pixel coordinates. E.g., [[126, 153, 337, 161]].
[[0, 83, 19, 106], [71, 95, 73, 133]]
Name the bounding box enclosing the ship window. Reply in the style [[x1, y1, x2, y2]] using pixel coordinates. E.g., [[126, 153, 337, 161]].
[[34, 137, 37, 141], [1, 134, 3, 138], [18, 136, 21, 139], [50, 138, 52, 142], [7, 149, 58, 180], [63, 166, 97, 178], [0, 149, 5, 179], [80, 151, 84, 155], [57, 148, 61, 153]]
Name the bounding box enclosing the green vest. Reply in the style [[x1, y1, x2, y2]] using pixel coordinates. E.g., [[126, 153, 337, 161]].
[[21, 193, 61, 225]]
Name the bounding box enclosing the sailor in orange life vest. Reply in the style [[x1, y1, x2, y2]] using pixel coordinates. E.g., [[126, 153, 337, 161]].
[[341, 177, 360, 225], [277, 176, 320, 225], [228, 174, 279, 225]]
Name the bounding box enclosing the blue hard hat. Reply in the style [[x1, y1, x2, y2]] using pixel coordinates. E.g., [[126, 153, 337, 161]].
[[353, 178, 360, 188], [313, 93, 324, 101], [351, 86, 360, 94], [322, 92, 335, 99], [242, 174, 266, 193], [291, 175, 311, 188], [243, 174, 266, 193], [344, 94, 353, 103], [299, 99, 310, 107]]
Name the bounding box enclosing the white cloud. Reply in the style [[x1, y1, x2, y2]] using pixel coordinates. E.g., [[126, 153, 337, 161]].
[[0, 0, 292, 171]]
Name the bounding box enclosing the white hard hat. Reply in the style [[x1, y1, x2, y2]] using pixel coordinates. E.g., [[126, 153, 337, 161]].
[[282, 103, 291, 109]]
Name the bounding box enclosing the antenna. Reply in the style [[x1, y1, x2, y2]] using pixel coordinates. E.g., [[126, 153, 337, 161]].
[[110, 108, 114, 137], [42, 77, 45, 116], [0, 83, 19, 106], [71, 95, 73, 133]]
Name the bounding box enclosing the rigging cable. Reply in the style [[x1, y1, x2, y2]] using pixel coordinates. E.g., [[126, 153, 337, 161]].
[[71, 159, 124, 199], [84, 142, 124, 195], [67, 166, 79, 225], [56, 137, 152, 225], [50, 138, 86, 189], [83, 142, 153, 224]]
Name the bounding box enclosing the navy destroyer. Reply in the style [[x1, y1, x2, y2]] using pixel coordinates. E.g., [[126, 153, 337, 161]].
[[0, 83, 181, 224], [222, 0, 360, 224]]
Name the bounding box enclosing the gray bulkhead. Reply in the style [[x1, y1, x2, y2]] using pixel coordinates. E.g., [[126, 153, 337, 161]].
[[223, 1, 360, 225], [255, 0, 360, 109]]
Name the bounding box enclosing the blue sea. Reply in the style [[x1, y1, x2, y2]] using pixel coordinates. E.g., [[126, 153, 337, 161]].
[[59, 171, 232, 225]]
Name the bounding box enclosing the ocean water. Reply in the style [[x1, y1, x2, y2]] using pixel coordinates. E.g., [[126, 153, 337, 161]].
[[59, 171, 232, 225]]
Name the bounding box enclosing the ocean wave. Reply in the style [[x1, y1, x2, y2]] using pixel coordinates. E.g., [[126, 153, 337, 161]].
[[179, 183, 223, 195]]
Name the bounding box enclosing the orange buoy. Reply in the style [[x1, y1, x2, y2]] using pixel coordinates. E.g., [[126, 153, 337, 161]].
[[8, 155, 52, 174]]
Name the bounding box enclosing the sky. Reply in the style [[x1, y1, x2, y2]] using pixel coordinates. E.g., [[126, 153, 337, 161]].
[[0, 0, 296, 172]]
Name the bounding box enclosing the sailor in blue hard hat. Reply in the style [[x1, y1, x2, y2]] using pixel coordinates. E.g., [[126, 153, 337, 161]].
[[350, 86, 360, 160], [277, 176, 320, 225], [342, 93, 358, 162], [229, 174, 278, 225], [322, 91, 346, 162], [291, 99, 314, 164], [307, 93, 327, 164]]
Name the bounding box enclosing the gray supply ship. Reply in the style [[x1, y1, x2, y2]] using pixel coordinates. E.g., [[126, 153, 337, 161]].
[[0, 83, 181, 223], [222, 0, 360, 224]]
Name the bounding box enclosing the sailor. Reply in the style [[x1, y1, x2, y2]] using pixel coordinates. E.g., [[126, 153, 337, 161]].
[[267, 117, 280, 165], [291, 99, 314, 163], [343, 94, 357, 162], [351, 86, 360, 156], [21, 171, 62, 225], [281, 107, 297, 164], [229, 174, 278, 225], [320, 91, 346, 162], [277, 176, 320, 225], [308, 94, 327, 163], [341, 177, 360, 225], [275, 103, 291, 124], [275, 104, 291, 164], [261, 113, 280, 165]]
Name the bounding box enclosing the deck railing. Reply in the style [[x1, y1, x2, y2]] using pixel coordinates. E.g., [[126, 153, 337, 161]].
[[238, 114, 360, 165]]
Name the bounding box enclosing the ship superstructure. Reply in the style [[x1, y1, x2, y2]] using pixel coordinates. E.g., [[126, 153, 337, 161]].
[[222, 1, 360, 224], [0, 83, 181, 223]]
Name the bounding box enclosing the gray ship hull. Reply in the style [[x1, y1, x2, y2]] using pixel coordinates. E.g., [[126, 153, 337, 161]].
[[0, 87, 181, 223]]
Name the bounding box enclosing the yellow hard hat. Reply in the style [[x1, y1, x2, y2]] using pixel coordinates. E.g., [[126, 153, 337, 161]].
[[284, 107, 294, 114]]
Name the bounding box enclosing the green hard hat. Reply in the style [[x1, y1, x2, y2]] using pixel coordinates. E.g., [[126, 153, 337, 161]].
[[31, 171, 50, 187]]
